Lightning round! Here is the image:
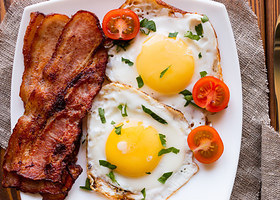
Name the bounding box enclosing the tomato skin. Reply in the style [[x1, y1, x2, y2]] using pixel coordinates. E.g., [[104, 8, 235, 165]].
[[102, 9, 140, 40], [192, 76, 230, 113], [187, 125, 224, 164]]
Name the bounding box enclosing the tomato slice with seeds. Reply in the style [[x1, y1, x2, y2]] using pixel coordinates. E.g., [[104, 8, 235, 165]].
[[192, 76, 230, 113], [187, 125, 224, 164], [102, 9, 140, 40]]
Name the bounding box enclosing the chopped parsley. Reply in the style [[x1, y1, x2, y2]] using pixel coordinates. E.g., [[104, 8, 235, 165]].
[[136, 75, 144, 88], [168, 32, 178, 38], [185, 23, 204, 41], [121, 57, 134, 66], [106, 171, 119, 185], [142, 105, 168, 124], [200, 71, 207, 78], [111, 121, 116, 125], [158, 147, 180, 156], [140, 18, 156, 35], [160, 65, 171, 78], [141, 188, 146, 200], [158, 172, 173, 184], [145, 172, 151, 175], [115, 124, 123, 135], [198, 52, 202, 59], [195, 23, 203, 36], [80, 178, 92, 191], [118, 104, 128, 117], [113, 40, 131, 52], [98, 108, 106, 124], [179, 89, 193, 107], [201, 14, 209, 23], [159, 134, 166, 147], [99, 160, 117, 170]]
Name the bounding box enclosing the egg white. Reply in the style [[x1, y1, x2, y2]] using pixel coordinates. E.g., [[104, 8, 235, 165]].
[[106, 13, 221, 128], [87, 83, 198, 200]]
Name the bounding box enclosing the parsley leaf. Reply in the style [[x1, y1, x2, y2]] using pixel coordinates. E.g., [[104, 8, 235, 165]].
[[99, 160, 117, 170], [200, 71, 207, 78], [121, 57, 134, 66], [179, 89, 193, 107], [158, 147, 180, 156], [198, 52, 202, 59], [168, 32, 178, 38], [141, 188, 146, 200], [136, 75, 144, 88], [160, 65, 171, 78], [145, 172, 151, 175], [140, 18, 156, 35], [184, 31, 200, 41], [106, 171, 119, 185], [115, 124, 123, 135], [113, 40, 131, 52], [142, 105, 168, 124], [195, 23, 203, 36], [80, 178, 92, 191], [118, 104, 128, 117], [111, 121, 116, 125], [158, 172, 173, 184], [201, 14, 209, 23], [159, 134, 166, 147], [98, 108, 106, 124]]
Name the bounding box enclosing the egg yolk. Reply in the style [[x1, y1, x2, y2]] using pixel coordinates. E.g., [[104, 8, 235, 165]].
[[136, 34, 194, 94], [105, 121, 163, 177]]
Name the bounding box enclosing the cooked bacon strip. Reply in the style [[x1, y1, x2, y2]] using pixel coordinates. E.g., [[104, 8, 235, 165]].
[[3, 10, 106, 188], [20, 13, 69, 104]]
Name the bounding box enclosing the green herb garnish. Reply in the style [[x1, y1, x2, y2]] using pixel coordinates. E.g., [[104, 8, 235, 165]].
[[98, 108, 106, 124], [201, 14, 209, 23], [200, 71, 207, 78], [145, 172, 151, 175], [122, 57, 134, 66], [115, 124, 123, 135], [113, 40, 131, 52], [158, 147, 180, 156], [141, 188, 146, 200], [179, 89, 193, 107], [140, 18, 156, 35], [159, 134, 166, 147], [195, 23, 203, 36], [184, 31, 200, 41], [111, 121, 116, 125], [118, 104, 128, 117], [198, 52, 202, 59], [160, 65, 171, 78], [158, 172, 173, 184], [80, 178, 92, 190], [136, 75, 144, 88], [99, 160, 117, 170], [142, 105, 167, 124], [168, 32, 178, 38], [106, 171, 119, 185]]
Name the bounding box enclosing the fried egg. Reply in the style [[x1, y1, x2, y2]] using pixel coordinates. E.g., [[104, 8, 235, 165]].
[[87, 83, 198, 200], [106, 4, 222, 128]]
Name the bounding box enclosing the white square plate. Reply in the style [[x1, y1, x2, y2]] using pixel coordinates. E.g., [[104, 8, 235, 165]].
[[10, 0, 242, 199]]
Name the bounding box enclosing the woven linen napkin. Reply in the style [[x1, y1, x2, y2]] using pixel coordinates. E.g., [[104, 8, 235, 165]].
[[0, 0, 278, 199]]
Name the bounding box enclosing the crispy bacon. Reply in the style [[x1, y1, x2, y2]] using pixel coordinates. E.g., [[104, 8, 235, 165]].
[[3, 10, 107, 199]]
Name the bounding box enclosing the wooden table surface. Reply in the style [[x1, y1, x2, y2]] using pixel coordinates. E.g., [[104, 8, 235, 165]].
[[0, 0, 279, 199]]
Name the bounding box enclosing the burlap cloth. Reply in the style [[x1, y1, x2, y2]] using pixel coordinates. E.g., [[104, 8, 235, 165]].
[[0, 0, 279, 199]]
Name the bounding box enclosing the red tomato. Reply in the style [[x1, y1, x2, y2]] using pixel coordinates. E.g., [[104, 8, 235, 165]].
[[102, 9, 140, 40], [192, 76, 230, 112], [187, 125, 224, 164]]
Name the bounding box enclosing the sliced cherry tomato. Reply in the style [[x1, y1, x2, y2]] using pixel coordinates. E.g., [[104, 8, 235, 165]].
[[102, 9, 140, 40], [192, 76, 230, 112], [187, 125, 224, 164]]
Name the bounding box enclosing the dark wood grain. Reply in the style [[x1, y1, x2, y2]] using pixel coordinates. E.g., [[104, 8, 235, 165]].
[[0, 0, 278, 199]]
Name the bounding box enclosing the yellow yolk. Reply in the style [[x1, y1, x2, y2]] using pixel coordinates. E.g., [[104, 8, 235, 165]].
[[136, 34, 194, 94], [105, 121, 163, 177]]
